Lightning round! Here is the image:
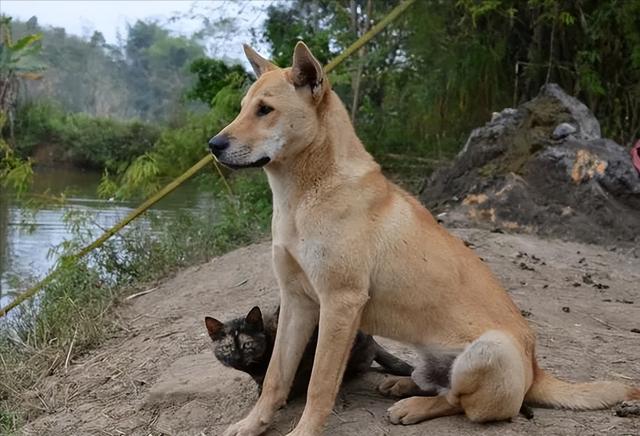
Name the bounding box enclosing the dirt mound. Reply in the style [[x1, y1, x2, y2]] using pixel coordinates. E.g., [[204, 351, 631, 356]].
[[421, 84, 640, 246], [21, 232, 640, 435]]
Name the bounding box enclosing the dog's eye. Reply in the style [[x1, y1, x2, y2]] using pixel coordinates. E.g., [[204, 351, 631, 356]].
[[257, 104, 273, 117]]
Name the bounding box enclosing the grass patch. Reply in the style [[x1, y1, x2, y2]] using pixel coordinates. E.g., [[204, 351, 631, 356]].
[[0, 171, 271, 429], [0, 407, 19, 435]]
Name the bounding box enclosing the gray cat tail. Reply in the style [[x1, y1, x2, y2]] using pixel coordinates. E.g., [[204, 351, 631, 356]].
[[372, 341, 413, 376]]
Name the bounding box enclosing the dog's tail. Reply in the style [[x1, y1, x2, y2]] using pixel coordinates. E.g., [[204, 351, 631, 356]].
[[372, 340, 414, 376], [524, 367, 640, 410]]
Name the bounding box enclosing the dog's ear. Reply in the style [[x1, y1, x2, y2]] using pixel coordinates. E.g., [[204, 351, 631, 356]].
[[245, 306, 264, 331], [243, 44, 276, 78], [204, 316, 224, 339], [291, 41, 328, 102]]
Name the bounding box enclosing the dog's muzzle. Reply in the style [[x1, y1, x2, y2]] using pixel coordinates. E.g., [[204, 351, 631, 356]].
[[207, 134, 271, 169]]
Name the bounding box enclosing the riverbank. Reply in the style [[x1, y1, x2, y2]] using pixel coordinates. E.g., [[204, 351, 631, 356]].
[[0, 171, 272, 433], [14, 228, 640, 435]]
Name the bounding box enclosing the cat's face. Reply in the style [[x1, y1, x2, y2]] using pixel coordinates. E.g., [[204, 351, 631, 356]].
[[205, 306, 269, 371]]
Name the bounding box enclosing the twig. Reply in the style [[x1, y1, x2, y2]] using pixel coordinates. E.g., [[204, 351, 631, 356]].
[[125, 287, 158, 301], [589, 314, 621, 330], [65, 327, 78, 372], [545, 7, 556, 85], [232, 279, 248, 288], [211, 159, 234, 197], [610, 372, 633, 381], [154, 331, 180, 340]]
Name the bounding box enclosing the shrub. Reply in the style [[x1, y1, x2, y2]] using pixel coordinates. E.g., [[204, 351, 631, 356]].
[[12, 101, 161, 170]]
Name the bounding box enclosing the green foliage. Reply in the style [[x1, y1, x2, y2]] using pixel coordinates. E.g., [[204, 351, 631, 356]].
[[0, 19, 44, 79], [102, 78, 246, 199], [0, 112, 33, 196], [263, 3, 334, 67], [0, 16, 45, 78], [187, 58, 249, 106], [0, 407, 19, 435], [0, 14, 44, 195], [12, 101, 161, 170]]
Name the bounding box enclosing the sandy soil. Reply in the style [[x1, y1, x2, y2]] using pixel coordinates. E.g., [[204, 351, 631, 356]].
[[21, 228, 640, 436]]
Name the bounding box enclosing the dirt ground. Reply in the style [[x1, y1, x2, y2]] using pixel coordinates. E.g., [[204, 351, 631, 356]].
[[21, 228, 640, 436]]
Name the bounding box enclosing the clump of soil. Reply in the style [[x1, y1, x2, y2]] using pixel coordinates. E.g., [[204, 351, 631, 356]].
[[21, 232, 640, 435], [421, 84, 640, 246]]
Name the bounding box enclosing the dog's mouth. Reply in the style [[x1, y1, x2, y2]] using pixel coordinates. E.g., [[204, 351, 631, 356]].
[[216, 156, 271, 170]]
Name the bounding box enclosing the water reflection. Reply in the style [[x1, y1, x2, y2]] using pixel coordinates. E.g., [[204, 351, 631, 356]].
[[0, 167, 213, 307]]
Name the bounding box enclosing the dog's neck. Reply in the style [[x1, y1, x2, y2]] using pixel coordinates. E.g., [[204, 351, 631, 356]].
[[264, 91, 378, 208]]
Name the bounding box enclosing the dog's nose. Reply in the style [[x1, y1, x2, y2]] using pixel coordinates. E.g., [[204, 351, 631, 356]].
[[208, 134, 230, 155]]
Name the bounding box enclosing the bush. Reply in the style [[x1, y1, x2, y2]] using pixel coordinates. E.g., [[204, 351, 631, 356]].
[[187, 58, 249, 107], [99, 79, 246, 199], [12, 101, 161, 170]]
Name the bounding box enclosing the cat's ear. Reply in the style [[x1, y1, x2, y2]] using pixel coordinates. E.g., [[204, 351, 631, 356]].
[[205, 316, 224, 339], [245, 306, 264, 331]]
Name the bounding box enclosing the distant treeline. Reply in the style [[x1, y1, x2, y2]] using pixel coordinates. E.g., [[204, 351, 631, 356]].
[[11, 16, 206, 122]]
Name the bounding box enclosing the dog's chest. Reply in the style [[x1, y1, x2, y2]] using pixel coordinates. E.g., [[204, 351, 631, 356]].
[[272, 221, 319, 265], [272, 213, 329, 295]]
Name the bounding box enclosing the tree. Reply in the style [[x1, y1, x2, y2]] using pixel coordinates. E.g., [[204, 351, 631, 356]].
[[0, 15, 45, 134], [125, 20, 205, 121], [187, 58, 248, 107], [0, 16, 43, 195]]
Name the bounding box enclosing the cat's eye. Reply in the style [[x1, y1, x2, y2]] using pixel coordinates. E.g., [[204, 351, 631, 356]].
[[257, 103, 273, 117], [242, 343, 253, 350]]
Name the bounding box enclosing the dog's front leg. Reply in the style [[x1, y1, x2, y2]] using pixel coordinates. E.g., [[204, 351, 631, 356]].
[[287, 290, 368, 436], [224, 289, 318, 436]]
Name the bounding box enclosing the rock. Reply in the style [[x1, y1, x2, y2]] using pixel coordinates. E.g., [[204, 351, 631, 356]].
[[539, 83, 601, 140], [421, 84, 640, 246], [614, 401, 640, 417], [552, 122, 577, 140]]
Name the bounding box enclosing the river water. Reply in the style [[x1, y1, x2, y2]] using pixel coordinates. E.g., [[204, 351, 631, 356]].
[[0, 167, 213, 308]]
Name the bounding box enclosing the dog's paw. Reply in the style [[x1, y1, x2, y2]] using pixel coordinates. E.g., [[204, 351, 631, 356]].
[[388, 395, 462, 425], [285, 428, 321, 436], [387, 397, 429, 425], [379, 376, 419, 397], [223, 416, 268, 436]]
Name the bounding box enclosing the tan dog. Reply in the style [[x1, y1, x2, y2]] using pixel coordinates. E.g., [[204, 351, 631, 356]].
[[208, 42, 639, 436]]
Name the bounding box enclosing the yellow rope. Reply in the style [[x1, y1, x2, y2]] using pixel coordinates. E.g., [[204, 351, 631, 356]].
[[0, 0, 415, 318]]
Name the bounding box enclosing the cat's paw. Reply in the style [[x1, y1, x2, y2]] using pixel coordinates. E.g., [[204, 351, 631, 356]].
[[379, 376, 419, 397]]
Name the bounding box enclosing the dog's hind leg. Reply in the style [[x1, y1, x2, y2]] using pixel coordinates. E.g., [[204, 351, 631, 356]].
[[379, 376, 437, 398], [447, 330, 528, 422]]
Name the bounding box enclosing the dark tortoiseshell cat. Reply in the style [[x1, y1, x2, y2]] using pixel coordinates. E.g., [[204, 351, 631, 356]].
[[205, 306, 413, 397]]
